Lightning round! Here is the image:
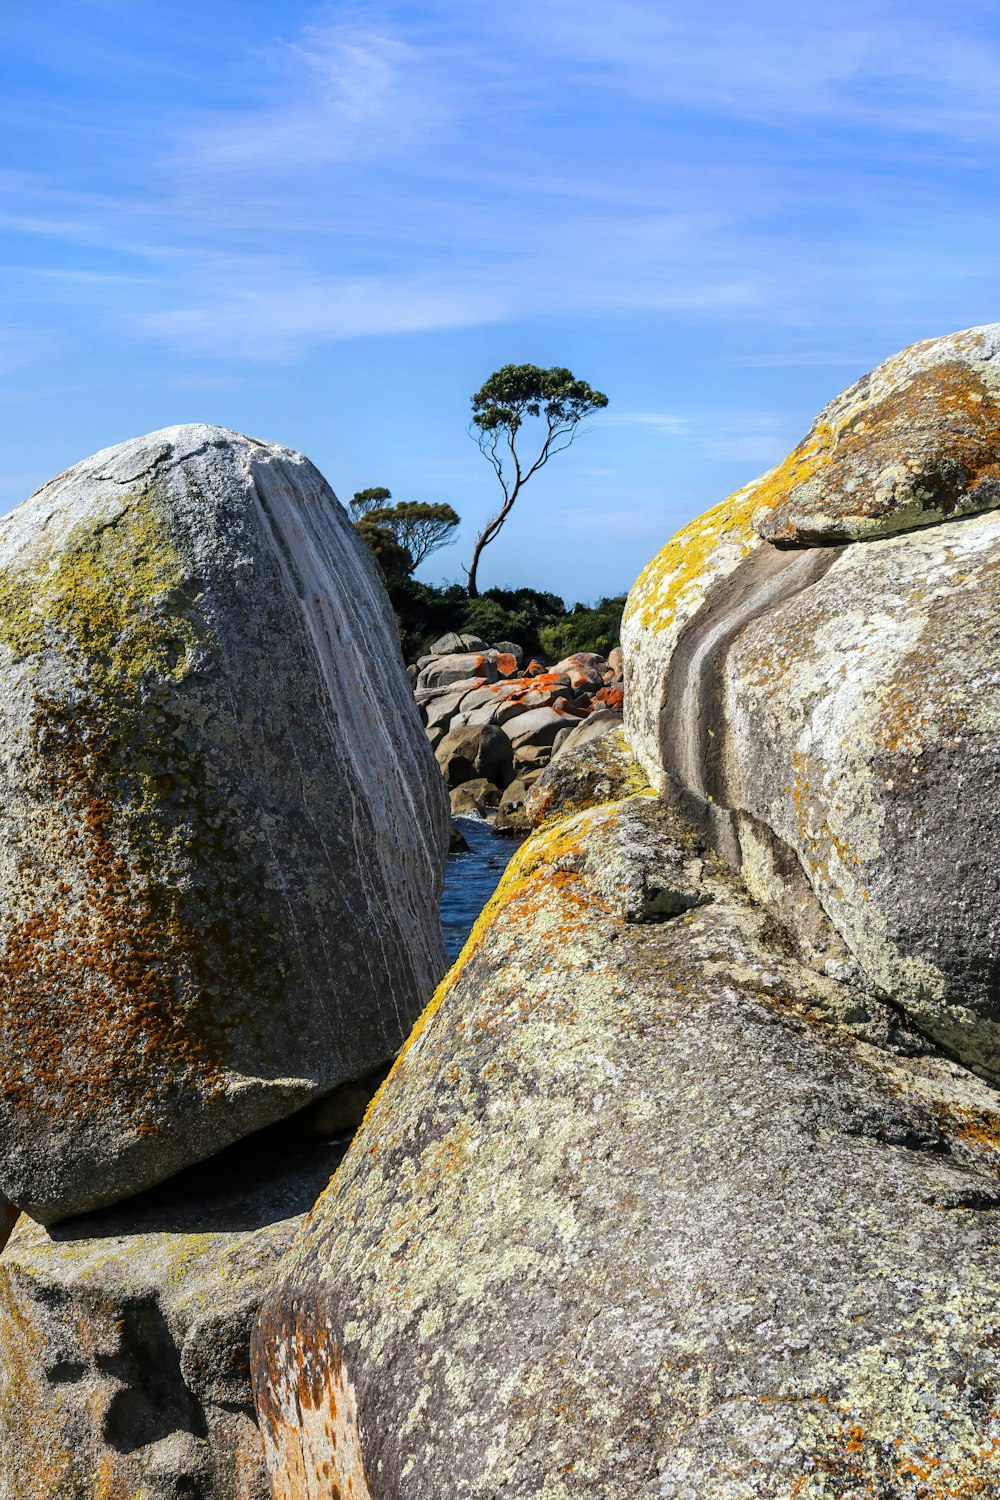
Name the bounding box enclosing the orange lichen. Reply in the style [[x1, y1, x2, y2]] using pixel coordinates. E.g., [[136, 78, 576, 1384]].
[[0, 496, 286, 1133]]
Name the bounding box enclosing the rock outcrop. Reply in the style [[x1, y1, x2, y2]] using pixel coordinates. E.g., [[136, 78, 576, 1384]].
[[248, 325, 1000, 1497], [415, 645, 625, 812], [0, 425, 449, 1223], [622, 324, 1000, 1083], [0, 1123, 346, 1499], [251, 792, 1000, 1498]]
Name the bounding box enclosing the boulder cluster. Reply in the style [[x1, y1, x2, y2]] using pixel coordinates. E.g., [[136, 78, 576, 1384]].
[[412, 633, 624, 831], [7, 325, 1000, 1499]]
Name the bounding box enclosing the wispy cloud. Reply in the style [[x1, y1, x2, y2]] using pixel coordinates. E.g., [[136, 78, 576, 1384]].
[[528, 0, 1000, 144], [607, 412, 689, 435], [178, 24, 444, 174]]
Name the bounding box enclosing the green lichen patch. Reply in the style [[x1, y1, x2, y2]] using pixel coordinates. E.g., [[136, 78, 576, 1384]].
[[0, 492, 287, 1133]]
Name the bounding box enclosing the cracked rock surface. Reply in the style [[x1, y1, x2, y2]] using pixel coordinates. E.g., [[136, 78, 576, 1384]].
[[0, 1125, 346, 1500]]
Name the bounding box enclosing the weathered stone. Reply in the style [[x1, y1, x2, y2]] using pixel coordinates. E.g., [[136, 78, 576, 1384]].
[[492, 778, 531, 836], [0, 425, 448, 1223], [621, 327, 1000, 1083], [723, 508, 1000, 1076], [553, 652, 608, 691], [505, 705, 575, 753], [435, 722, 514, 792], [555, 706, 624, 758], [490, 640, 523, 665], [421, 685, 475, 734], [622, 323, 1000, 779], [429, 632, 488, 657], [448, 822, 470, 855], [449, 779, 501, 816], [525, 722, 646, 826], [416, 653, 497, 691], [252, 793, 1000, 1498], [0, 1124, 346, 1500]]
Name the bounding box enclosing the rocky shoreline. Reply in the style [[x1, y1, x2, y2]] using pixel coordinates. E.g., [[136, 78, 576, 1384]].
[[5, 324, 1000, 1496], [412, 632, 624, 833]]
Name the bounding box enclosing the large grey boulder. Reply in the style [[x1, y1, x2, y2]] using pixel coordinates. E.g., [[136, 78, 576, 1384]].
[[622, 325, 1000, 1084], [525, 720, 644, 827], [251, 793, 1000, 1498], [0, 425, 449, 1223], [0, 1124, 346, 1500]]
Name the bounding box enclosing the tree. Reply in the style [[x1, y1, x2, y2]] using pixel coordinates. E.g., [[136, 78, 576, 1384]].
[[466, 364, 608, 598], [350, 489, 460, 579]]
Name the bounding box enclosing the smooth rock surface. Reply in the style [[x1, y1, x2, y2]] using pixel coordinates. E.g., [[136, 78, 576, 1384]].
[[622, 322, 1000, 782], [252, 793, 1000, 1499], [621, 326, 1000, 1082], [0, 425, 449, 1222], [435, 722, 514, 792], [0, 1126, 346, 1500]]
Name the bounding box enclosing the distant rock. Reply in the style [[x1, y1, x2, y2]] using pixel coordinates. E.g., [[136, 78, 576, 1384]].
[[491, 640, 524, 666], [429, 632, 488, 657], [449, 779, 501, 816], [492, 778, 531, 836], [0, 425, 449, 1223], [436, 722, 515, 792], [417, 652, 498, 691], [0, 1125, 346, 1500]]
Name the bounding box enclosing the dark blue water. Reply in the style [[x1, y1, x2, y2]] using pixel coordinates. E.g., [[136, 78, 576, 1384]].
[[440, 816, 521, 960]]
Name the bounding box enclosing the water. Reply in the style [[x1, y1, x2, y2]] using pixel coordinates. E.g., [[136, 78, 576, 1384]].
[[440, 815, 521, 960]]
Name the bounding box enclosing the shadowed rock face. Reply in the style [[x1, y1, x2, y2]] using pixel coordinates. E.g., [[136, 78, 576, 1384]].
[[250, 796, 1000, 1498], [0, 1126, 346, 1500], [621, 325, 1000, 1082], [0, 424, 449, 1223]]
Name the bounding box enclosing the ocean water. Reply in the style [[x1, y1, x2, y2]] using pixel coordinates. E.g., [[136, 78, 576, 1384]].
[[440, 815, 521, 961]]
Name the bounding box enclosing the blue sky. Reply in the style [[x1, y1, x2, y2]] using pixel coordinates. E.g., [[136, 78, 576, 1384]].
[[3, 1, 1000, 601]]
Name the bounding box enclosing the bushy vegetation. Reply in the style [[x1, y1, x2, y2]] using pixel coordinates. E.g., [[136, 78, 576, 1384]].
[[385, 578, 625, 663]]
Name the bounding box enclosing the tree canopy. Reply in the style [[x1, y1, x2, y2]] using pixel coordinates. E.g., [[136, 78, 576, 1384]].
[[350, 489, 460, 581], [467, 364, 608, 597]]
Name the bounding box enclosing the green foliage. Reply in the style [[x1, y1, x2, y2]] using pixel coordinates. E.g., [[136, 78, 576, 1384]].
[[537, 597, 625, 660], [386, 578, 622, 664], [355, 515, 412, 582], [471, 364, 609, 438], [350, 487, 393, 519], [351, 488, 460, 579], [467, 363, 608, 596]]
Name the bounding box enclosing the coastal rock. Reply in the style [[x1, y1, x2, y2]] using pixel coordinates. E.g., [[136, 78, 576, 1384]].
[[505, 705, 577, 756], [449, 779, 501, 816], [724, 508, 1000, 1077], [429, 632, 488, 657], [525, 721, 644, 826], [492, 778, 531, 835], [0, 1125, 346, 1500], [435, 722, 514, 792], [621, 323, 1000, 781], [252, 793, 1000, 1498], [0, 425, 448, 1223], [416, 653, 498, 691], [621, 326, 1000, 1082]]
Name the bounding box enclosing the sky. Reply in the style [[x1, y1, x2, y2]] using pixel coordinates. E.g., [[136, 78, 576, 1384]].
[[2, 0, 1000, 602]]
